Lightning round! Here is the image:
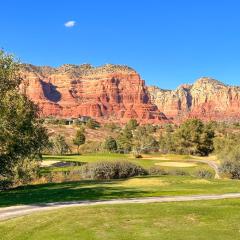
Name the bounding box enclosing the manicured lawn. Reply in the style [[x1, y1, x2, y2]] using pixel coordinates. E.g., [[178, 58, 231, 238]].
[[42, 153, 212, 174], [1, 175, 240, 207], [1, 199, 240, 239], [43, 153, 130, 163]]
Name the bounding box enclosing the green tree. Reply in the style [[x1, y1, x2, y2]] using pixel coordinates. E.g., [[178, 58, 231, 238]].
[[174, 119, 214, 156], [164, 124, 174, 133], [132, 126, 158, 157], [159, 131, 176, 154], [125, 119, 138, 131], [117, 128, 133, 153], [0, 51, 48, 188], [103, 123, 120, 132], [214, 133, 240, 159], [214, 133, 240, 179], [104, 137, 118, 152], [86, 118, 100, 129], [73, 129, 86, 154], [53, 135, 70, 155], [116, 120, 139, 153]]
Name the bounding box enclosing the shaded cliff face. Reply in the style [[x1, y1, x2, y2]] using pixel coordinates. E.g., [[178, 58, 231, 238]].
[[148, 77, 240, 122], [20, 64, 167, 123]]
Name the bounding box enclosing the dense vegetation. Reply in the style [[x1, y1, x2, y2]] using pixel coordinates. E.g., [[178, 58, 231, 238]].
[[159, 119, 215, 156], [47, 118, 214, 156], [42, 118, 240, 180], [214, 133, 240, 179], [0, 51, 48, 189]]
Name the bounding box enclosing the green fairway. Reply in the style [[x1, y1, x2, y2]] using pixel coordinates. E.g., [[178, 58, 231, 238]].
[[1, 199, 240, 240], [42, 153, 212, 174], [1, 175, 240, 207], [43, 153, 130, 162]]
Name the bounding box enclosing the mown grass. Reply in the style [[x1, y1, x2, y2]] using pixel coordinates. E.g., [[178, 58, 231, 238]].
[[43, 153, 130, 163], [1, 199, 240, 240], [1, 175, 240, 207], [42, 153, 211, 174]]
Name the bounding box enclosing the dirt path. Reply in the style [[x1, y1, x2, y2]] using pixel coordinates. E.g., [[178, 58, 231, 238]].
[[1, 193, 240, 221], [192, 159, 221, 179]]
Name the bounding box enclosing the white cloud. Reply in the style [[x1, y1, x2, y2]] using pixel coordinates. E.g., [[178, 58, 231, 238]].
[[64, 21, 76, 28]]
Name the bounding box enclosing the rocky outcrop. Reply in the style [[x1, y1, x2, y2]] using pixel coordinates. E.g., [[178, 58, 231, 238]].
[[20, 63, 240, 123], [148, 77, 240, 122], [20, 64, 168, 123]]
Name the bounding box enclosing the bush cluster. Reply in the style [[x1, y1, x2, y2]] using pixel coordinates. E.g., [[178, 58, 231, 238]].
[[147, 166, 189, 176], [215, 133, 240, 179], [148, 167, 168, 176], [194, 169, 213, 179], [80, 161, 147, 180], [221, 161, 240, 179]]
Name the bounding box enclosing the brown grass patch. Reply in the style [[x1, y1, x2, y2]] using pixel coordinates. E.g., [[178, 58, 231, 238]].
[[155, 162, 197, 167], [120, 178, 170, 187]]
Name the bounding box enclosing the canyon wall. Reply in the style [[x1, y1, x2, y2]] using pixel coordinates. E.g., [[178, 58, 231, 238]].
[[21, 64, 240, 123], [148, 77, 240, 122], [20, 64, 167, 123]]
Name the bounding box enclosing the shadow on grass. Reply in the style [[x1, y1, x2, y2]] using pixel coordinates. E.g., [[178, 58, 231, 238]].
[[0, 179, 150, 207], [43, 153, 129, 162], [43, 155, 77, 161]]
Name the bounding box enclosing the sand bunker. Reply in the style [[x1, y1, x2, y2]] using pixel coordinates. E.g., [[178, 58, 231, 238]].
[[155, 162, 197, 167], [186, 179, 213, 184], [144, 157, 172, 161], [41, 160, 61, 167]]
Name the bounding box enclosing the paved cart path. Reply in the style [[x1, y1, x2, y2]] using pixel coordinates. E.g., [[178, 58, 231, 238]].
[[193, 159, 221, 179], [1, 193, 240, 221]]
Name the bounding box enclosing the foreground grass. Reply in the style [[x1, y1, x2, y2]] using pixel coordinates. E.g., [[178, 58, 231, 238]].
[[1, 199, 240, 239], [1, 176, 240, 207]]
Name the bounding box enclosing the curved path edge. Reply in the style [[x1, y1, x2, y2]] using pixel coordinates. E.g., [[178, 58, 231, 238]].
[[192, 159, 221, 179], [1, 193, 240, 221]]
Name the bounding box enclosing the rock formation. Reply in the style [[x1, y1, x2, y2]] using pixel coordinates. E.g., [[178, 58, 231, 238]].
[[20, 63, 240, 123], [148, 77, 240, 122], [20, 64, 167, 123]]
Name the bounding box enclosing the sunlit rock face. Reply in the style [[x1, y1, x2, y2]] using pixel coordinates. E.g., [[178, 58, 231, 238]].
[[20, 64, 168, 123], [148, 77, 240, 122], [21, 62, 240, 124]]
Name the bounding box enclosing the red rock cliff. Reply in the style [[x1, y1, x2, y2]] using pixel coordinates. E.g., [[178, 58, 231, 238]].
[[21, 63, 240, 123], [148, 77, 240, 122], [20, 64, 167, 123]]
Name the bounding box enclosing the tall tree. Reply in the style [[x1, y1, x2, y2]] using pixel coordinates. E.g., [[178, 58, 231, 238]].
[[73, 128, 86, 154], [53, 135, 70, 155], [117, 128, 133, 153], [175, 119, 214, 156], [104, 136, 117, 152], [125, 119, 139, 131], [0, 51, 48, 188], [132, 126, 158, 157], [116, 119, 139, 153]]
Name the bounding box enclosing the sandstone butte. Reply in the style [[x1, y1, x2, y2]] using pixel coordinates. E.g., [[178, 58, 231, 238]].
[[20, 63, 240, 124]]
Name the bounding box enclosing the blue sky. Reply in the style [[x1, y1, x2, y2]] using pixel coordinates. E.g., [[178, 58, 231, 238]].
[[1, 0, 240, 89]]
